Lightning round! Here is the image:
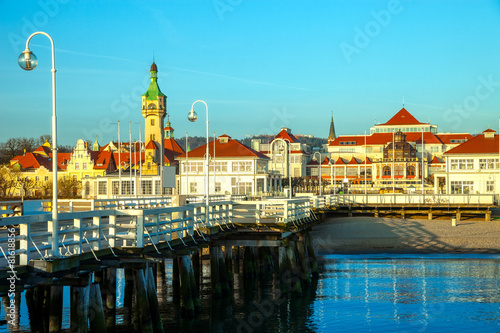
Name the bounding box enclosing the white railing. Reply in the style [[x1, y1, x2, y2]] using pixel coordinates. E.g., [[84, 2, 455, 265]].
[[303, 193, 496, 209], [0, 201, 233, 269], [232, 198, 313, 225]]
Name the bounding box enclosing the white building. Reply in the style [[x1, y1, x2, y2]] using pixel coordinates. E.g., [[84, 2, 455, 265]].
[[434, 129, 500, 195], [176, 134, 281, 196]]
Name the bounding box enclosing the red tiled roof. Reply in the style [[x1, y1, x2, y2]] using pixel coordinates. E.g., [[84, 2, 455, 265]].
[[164, 138, 185, 155], [364, 157, 372, 164], [348, 157, 360, 164], [272, 129, 300, 143], [335, 157, 347, 164], [33, 145, 52, 156], [307, 160, 318, 166], [145, 140, 158, 150], [444, 133, 499, 155], [331, 132, 443, 146], [483, 129, 496, 133], [56, 153, 71, 170], [435, 133, 473, 144], [94, 151, 116, 170], [430, 156, 444, 164], [321, 157, 330, 165], [379, 108, 424, 126], [329, 135, 366, 147], [177, 137, 269, 159]]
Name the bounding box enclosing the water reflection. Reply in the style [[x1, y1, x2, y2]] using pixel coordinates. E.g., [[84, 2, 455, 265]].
[[2, 254, 500, 332]]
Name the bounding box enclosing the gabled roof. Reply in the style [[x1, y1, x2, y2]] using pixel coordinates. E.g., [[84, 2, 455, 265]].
[[94, 151, 116, 170], [177, 137, 269, 159], [335, 157, 347, 164], [379, 107, 424, 126], [444, 132, 499, 155], [307, 159, 318, 166], [272, 129, 300, 143], [363, 157, 372, 164], [429, 156, 444, 164], [164, 138, 185, 155], [145, 140, 158, 150], [348, 157, 360, 164], [56, 153, 71, 170]]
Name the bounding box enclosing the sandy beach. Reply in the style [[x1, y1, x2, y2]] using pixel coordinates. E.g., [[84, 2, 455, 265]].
[[311, 216, 500, 254]]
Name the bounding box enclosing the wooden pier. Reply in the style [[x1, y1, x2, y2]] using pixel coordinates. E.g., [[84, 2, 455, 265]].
[[0, 196, 319, 332]]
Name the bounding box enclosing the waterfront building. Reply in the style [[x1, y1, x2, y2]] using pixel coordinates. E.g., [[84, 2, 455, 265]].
[[433, 129, 500, 195], [252, 127, 312, 178], [176, 134, 281, 195], [326, 107, 473, 192]]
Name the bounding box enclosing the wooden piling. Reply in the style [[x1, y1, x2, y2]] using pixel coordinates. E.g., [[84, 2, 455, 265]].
[[286, 244, 303, 296], [218, 246, 230, 296], [88, 282, 106, 333], [296, 237, 311, 286], [146, 266, 165, 333], [428, 211, 433, 220], [278, 246, 290, 293], [210, 246, 222, 299], [172, 256, 180, 293], [70, 285, 90, 333], [224, 246, 234, 287], [243, 246, 255, 278], [187, 255, 201, 313], [305, 234, 319, 278], [133, 268, 153, 333], [179, 255, 195, 316], [192, 250, 201, 287], [233, 246, 241, 274], [103, 267, 116, 329], [124, 267, 134, 309], [49, 286, 63, 332]]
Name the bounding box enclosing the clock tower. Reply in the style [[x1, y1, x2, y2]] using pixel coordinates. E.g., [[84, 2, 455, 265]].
[[141, 61, 166, 166]]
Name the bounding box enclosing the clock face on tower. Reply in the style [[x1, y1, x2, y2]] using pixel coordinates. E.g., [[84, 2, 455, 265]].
[[148, 103, 157, 110]]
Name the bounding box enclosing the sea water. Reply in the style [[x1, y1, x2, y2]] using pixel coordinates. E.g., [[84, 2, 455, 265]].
[[2, 253, 499, 332]]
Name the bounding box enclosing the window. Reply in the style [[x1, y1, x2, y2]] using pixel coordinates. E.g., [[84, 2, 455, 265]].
[[112, 181, 119, 195], [155, 180, 160, 194], [479, 159, 499, 169], [487, 181, 495, 192], [450, 159, 473, 170], [141, 180, 152, 195], [339, 141, 356, 145], [83, 163, 87, 170], [451, 181, 473, 194], [215, 182, 221, 193], [346, 168, 357, 176], [75, 163, 79, 170], [121, 180, 132, 195], [35, 176, 40, 181], [186, 162, 203, 173], [232, 161, 252, 172], [406, 165, 415, 176], [383, 166, 391, 176], [151, 119, 155, 126], [394, 165, 404, 176], [44, 176, 49, 181], [209, 161, 228, 172], [98, 181, 107, 195], [189, 182, 197, 194]]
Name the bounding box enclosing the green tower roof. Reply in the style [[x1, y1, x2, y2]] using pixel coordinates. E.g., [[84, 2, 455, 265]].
[[142, 61, 165, 100]]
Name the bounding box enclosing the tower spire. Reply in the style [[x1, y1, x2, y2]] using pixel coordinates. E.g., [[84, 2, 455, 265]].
[[328, 111, 336, 143]]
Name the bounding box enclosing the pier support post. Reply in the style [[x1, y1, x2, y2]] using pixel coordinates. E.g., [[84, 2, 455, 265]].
[[88, 282, 106, 333], [278, 246, 290, 293], [374, 209, 379, 218], [210, 246, 222, 298], [103, 267, 116, 329], [178, 255, 195, 317], [70, 285, 90, 333], [243, 246, 255, 279], [286, 243, 303, 296], [133, 268, 153, 332], [485, 210, 491, 221], [233, 246, 241, 275], [192, 250, 201, 287], [146, 267, 165, 333], [49, 286, 63, 332], [456, 212, 461, 223], [187, 255, 201, 313], [218, 246, 230, 296], [305, 234, 319, 278], [428, 211, 433, 220], [296, 237, 311, 286], [172, 256, 180, 295], [224, 246, 234, 287], [123, 267, 134, 324]]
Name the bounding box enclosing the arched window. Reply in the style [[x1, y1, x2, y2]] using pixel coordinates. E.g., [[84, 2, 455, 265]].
[[407, 165, 416, 176], [383, 166, 391, 176], [395, 165, 404, 176]]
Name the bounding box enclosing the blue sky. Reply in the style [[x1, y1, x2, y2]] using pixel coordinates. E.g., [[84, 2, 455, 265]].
[[1, 0, 500, 146]]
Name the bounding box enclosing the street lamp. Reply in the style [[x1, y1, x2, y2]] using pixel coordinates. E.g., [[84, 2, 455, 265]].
[[313, 152, 322, 196], [188, 100, 209, 225], [271, 138, 292, 199], [18, 31, 59, 257]]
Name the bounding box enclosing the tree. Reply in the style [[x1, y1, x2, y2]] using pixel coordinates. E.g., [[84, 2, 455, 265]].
[[0, 167, 16, 198], [58, 178, 81, 198], [12, 171, 37, 198]]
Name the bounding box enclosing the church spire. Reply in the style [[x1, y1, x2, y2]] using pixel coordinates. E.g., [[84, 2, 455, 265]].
[[328, 112, 336, 143]]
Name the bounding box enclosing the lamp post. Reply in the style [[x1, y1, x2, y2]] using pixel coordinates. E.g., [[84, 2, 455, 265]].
[[188, 100, 209, 224], [271, 138, 292, 199], [18, 31, 59, 257], [313, 152, 322, 196]]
